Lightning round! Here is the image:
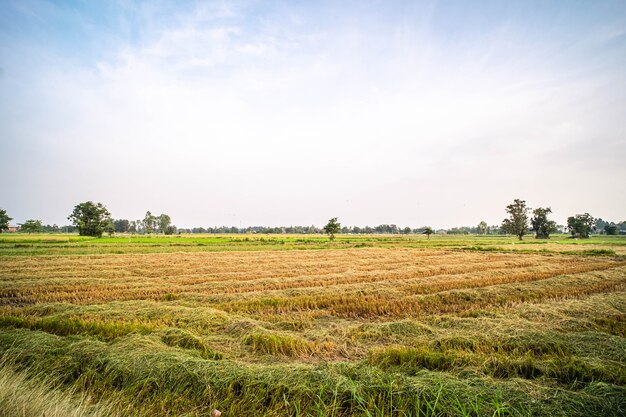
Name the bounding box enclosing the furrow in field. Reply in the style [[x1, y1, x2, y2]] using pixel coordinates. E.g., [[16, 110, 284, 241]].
[[0, 249, 473, 280], [1, 248, 574, 278], [218, 266, 626, 318], [0, 258, 558, 297]]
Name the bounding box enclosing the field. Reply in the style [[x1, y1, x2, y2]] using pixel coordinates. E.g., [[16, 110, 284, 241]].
[[0, 234, 625, 416]]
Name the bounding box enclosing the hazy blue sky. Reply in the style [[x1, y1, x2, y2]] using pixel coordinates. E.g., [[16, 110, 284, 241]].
[[1, 0, 625, 228]]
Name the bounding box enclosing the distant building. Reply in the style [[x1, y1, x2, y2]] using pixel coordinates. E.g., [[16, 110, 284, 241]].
[[6, 225, 20, 233]]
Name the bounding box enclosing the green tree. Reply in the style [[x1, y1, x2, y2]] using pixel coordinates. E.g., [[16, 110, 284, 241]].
[[402, 226, 412, 234], [423, 226, 434, 239], [157, 214, 172, 234], [104, 219, 115, 237], [323, 217, 341, 241], [164, 225, 177, 235], [135, 219, 143, 234], [567, 213, 595, 238], [143, 211, 157, 234], [530, 207, 557, 239], [114, 219, 130, 233], [20, 219, 42, 234], [501, 199, 529, 240], [68, 201, 111, 237], [594, 218, 609, 232], [477, 221, 488, 235], [0, 209, 12, 233], [604, 223, 618, 235]]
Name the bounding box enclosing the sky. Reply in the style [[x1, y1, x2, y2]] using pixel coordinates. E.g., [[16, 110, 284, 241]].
[[1, 0, 625, 229]]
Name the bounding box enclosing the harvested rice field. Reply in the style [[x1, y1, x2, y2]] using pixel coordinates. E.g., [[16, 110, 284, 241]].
[[0, 234, 625, 416]]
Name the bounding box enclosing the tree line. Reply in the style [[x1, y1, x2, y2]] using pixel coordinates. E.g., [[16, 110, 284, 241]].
[[178, 225, 442, 235], [0, 200, 624, 238]]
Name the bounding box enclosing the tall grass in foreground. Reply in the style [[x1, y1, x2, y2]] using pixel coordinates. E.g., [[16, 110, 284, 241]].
[[1, 329, 625, 417], [0, 361, 119, 417]]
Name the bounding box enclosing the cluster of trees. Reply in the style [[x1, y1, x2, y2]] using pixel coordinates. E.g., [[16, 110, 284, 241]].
[[499, 199, 621, 240], [500, 199, 565, 240], [0, 209, 77, 234], [37, 224, 77, 233], [595, 218, 626, 235], [1, 202, 176, 237], [178, 225, 322, 234], [66, 203, 177, 237], [448, 223, 505, 235], [17, 219, 43, 234], [321, 219, 433, 240], [566, 213, 595, 239], [112, 212, 176, 235]]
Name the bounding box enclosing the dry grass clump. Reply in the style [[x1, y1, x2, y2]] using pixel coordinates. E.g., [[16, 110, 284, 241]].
[[593, 314, 626, 336], [369, 344, 626, 385], [159, 328, 223, 360], [0, 315, 152, 340], [243, 331, 318, 357], [369, 345, 468, 371]]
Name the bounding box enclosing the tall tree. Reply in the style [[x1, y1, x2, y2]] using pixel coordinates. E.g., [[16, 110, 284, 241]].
[[423, 226, 434, 239], [567, 213, 595, 238], [477, 221, 488, 235], [530, 207, 557, 239], [20, 219, 43, 234], [323, 217, 341, 241], [68, 201, 112, 237], [0, 209, 12, 233], [157, 214, 172, 234], [501, 199, 529, 240], [143, 211, 157, 234]]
